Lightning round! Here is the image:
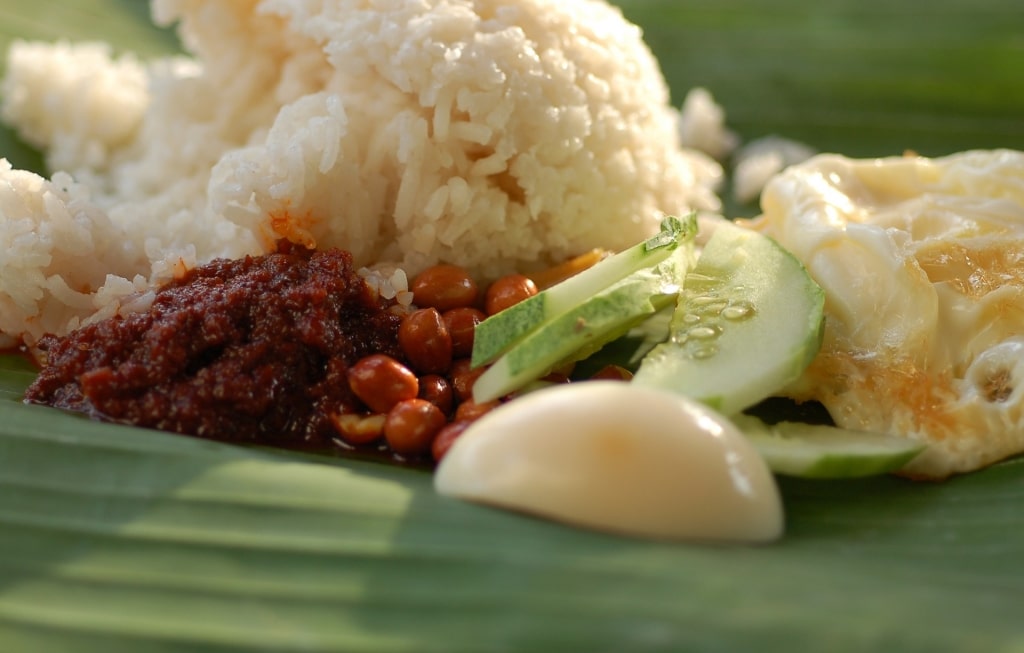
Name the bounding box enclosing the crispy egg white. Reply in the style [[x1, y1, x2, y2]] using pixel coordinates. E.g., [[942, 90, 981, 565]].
[[750, 149, 1024, 478]]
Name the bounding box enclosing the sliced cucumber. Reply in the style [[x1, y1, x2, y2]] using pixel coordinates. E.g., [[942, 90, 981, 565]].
[[471, 215, 696, 367], [632, 221, 824, 416], [472, 248, 690, 403], [734, 415, 926, 478]]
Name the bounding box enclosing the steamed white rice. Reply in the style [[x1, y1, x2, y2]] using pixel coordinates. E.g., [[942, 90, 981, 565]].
[[0, 0, 723, 345]]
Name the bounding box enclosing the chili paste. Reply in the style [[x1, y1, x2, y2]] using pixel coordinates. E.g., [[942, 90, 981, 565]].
[[24, 242, 404, 448]]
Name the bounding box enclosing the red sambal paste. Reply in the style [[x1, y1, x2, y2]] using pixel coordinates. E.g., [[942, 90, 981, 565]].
[[24, 242, 404, 448]]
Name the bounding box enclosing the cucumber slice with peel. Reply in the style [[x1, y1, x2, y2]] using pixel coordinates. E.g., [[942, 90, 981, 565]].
[[733, 415, 926, 478], [472, 248, 691, 403], [632, 221, 824, 415], [471, 215, 695, 367]]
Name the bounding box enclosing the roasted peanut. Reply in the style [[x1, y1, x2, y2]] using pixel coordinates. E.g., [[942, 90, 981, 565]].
[[449, 358, 487, 402], [431, 420, 472, 462], [411, 264, 478, 311], [347, 354, 419, 413], [398, 307, 453, 374], [484, 274, 538, 315], [442, 307, 486, 358], [418, 373, 454, 416], [384, 398, 447, 457]]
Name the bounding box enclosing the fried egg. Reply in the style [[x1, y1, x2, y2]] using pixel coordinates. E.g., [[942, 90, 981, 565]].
[[749, 149, 1024, 478]]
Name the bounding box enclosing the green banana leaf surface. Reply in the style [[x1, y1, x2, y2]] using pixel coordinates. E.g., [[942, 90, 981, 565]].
[[1, 1, 1024, 651]]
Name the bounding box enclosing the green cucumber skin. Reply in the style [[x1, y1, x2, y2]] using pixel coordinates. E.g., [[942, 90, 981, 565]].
[[734, 416, 926, 478], [471, 295, 548, 367], [472, 253, 687, 403], [470, 215, 694, 367], [632, 221, 825, 416]]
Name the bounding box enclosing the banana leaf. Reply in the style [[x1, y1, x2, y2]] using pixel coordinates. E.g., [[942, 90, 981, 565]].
[[1, 1, 1023, 651]]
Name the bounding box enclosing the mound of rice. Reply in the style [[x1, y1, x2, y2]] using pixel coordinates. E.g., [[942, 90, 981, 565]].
[[0, 0, 721, 346]]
